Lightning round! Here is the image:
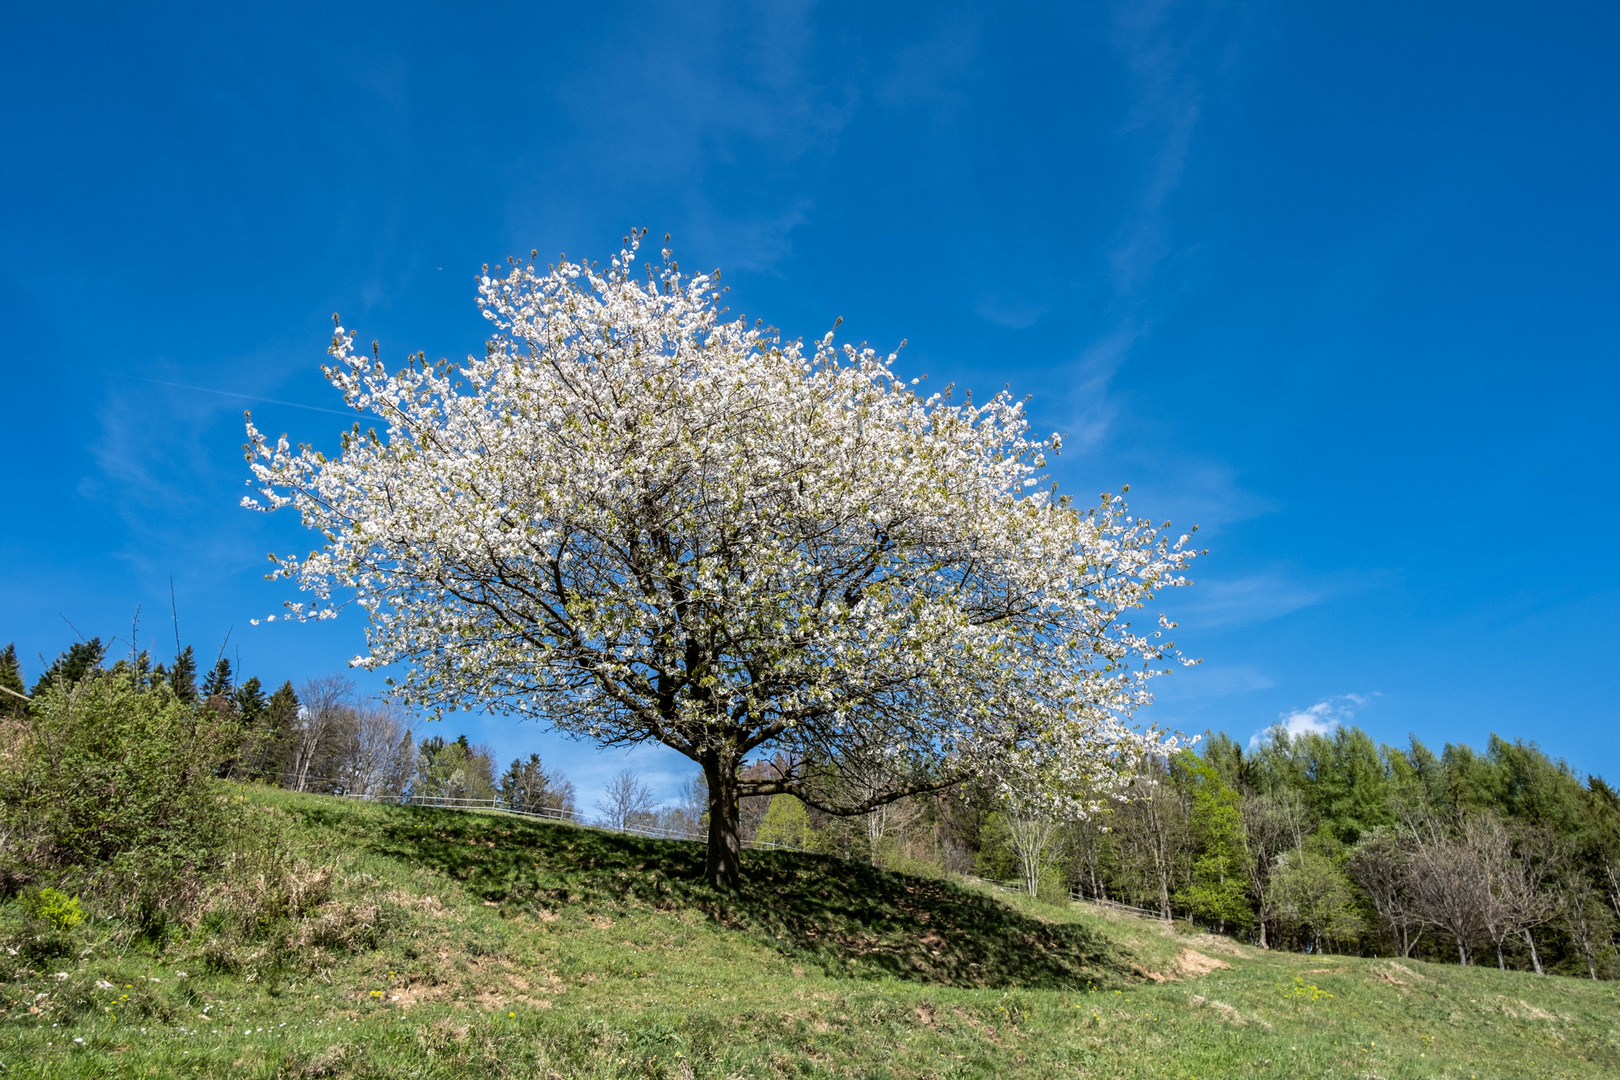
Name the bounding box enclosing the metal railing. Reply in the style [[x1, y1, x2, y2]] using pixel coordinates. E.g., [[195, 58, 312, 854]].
[[334, 789, 819, 854], [973, 878, 1170, 920], [1069, 889, 1171, 921]]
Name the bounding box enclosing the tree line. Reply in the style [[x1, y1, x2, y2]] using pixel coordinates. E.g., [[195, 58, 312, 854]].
[[8, 638, 1615, 979], [746, 725, 1620, 980], [0, 641, 576, 817]]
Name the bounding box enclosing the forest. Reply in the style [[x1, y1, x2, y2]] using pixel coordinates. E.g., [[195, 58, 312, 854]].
[[780, 726, 1620, 982], [3, 637, 1615, 982]]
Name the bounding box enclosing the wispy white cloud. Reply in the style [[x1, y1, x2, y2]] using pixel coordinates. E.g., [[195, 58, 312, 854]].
[[1177, 563, 1391, 631], [1058, 328, 1137, 450], [1107, 0, 1205, 292], [506, 1, 860, 276], [973, 294, 1053, 331], [1186, 663, 1277, 697], [875, 15, 981, 113], [1180, 570, 1320, 628]]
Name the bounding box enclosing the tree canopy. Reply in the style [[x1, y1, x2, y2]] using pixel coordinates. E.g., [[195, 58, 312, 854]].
[[246, 233, 1199, 886]]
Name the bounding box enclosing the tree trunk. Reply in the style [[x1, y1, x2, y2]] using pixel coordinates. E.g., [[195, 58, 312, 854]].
[[1524, 928, 1543, 975], [702, 754, 742, 890]]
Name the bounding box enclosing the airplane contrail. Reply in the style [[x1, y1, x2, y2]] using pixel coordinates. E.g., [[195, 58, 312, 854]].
[[116, 374, 360, 417]]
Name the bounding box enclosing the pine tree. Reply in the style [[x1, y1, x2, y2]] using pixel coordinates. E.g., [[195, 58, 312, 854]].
[[233, 675, 266, 723], [201, 657, 233, 699], [0, 643, 26, 713], [166, 645, 199, 704], [31, 638, 107, 697], [249, 680, 300, 782]]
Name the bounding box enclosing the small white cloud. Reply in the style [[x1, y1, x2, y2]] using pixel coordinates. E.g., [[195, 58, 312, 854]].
[[1250, 693, 1379, 748], [1277, 701, 1339, 738]]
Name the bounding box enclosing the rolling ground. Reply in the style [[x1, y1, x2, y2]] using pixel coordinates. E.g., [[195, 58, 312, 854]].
[[1, 787, 1615, 1078]]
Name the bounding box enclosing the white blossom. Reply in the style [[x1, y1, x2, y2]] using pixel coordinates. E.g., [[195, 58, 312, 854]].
[[245, 231, 1200, 882]]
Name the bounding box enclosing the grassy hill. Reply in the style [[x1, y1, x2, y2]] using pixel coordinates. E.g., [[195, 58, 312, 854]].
[[2, 787, 1617, 1078]]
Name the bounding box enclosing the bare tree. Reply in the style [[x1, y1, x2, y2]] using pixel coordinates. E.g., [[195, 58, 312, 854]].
[[862, 796, 925, 864], [1556, 875, 1615, 981], [1112, 761, 1190, 919], [1004, 812, 1065, 897], [1068, 811, 1113, 902], [1407, 823, 1493, 966], [1240, 790, 1307, 947], [1395, 815, 1560, 972], [331, 703, 414, 798], [596, 769, 657, 831], [1466, 817, 1558, 971], [1349, 829, 1425, 958], [288, 675, 354, 792], [648, 774, 708, 840]]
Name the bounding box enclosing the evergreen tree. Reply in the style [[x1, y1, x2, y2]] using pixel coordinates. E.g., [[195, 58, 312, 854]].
[[1200, 731, 1258, 794], [498, 753, 576, 815], [240, 680, 299, 782], [201, 656, 233, 699], [1305, 727, 1395, 847], [1487, 735, 1588, 834], [165, 645, 199, 704], [0, 643, 25, 714], [413, 735, 494, 800], [233, 675, 266, 723], [31, 638, 107, 697]]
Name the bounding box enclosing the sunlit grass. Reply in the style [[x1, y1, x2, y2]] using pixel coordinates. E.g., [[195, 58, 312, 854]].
[[1, 786, 1615, 1078]]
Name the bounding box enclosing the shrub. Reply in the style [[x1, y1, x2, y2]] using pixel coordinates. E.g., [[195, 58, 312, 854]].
[[1035, 867, 1070, 907], [0, 669, 242, 924], [18, 886, 83, 930]]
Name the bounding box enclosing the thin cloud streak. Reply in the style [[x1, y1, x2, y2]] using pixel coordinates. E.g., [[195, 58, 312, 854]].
[[116, 375, 358, 418]]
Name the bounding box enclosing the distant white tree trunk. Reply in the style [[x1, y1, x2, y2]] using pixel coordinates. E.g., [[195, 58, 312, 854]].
[[1005, 813, 1063, 896], [289, 675, 354, 792]]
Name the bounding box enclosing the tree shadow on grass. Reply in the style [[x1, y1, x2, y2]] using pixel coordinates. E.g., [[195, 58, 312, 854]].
[[297, 799, 1128, 991]]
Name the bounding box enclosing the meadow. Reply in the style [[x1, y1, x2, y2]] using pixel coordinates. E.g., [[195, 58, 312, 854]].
[[1, 787, 1615, 1079]]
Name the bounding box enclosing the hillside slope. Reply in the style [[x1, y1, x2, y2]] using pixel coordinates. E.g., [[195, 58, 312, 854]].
[[1, 787, 1616, 1078]]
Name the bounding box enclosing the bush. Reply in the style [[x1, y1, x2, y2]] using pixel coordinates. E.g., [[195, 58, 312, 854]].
[[1035, 867, 1070, 907], [18, 886, 83, 930], [0, 669, 242, 924]]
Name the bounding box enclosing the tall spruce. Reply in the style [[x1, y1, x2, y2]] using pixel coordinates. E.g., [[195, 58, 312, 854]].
[[233, 675, 267, 723], [166, 645, 199, 704], [0, 643, 25, 714], [31, 638, 107, 697], [201, 656, 233, 699]]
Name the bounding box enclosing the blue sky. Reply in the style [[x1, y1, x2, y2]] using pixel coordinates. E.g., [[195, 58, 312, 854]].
[[2, 1, 1616, 810]]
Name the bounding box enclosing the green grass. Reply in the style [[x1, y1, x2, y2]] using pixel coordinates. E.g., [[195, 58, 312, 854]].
[[1, 786, 1617, 1078]]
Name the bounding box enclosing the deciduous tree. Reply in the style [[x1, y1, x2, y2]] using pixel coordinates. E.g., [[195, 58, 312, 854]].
[[245, 234, 1198, 887]]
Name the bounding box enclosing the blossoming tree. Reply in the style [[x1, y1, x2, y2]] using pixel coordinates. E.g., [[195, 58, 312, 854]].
[[245, 233, 1200, 888]]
